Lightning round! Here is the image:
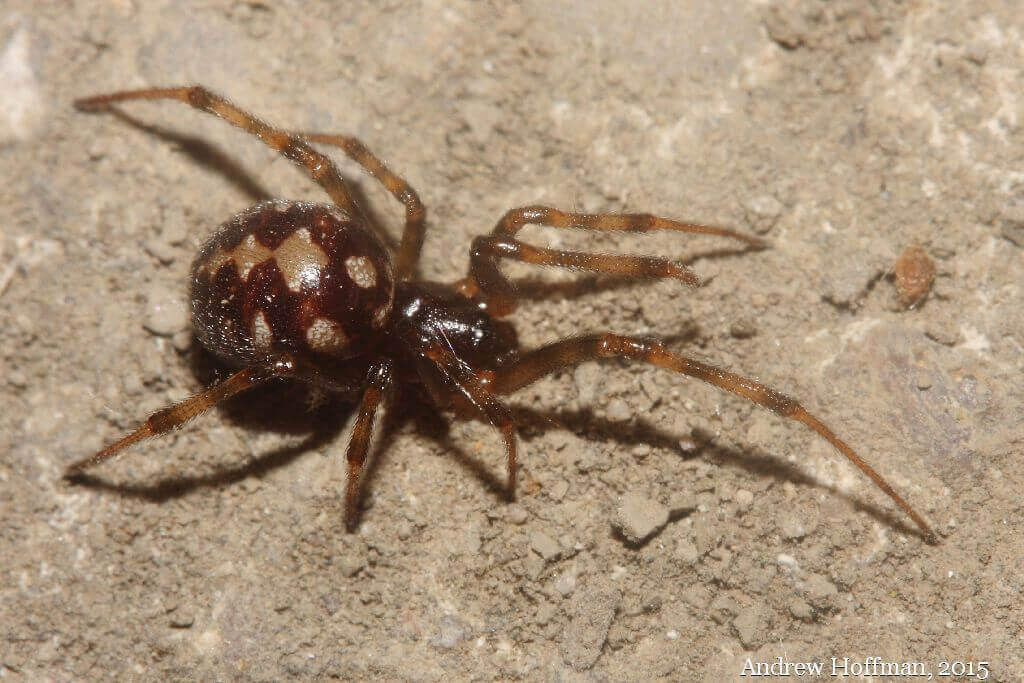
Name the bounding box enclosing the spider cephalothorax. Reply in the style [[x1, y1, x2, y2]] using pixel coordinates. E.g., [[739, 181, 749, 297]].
[[68, 86, 935, 542]]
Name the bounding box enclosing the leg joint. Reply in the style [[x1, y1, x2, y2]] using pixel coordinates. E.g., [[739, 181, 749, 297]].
[[185, 86, 211, 109]]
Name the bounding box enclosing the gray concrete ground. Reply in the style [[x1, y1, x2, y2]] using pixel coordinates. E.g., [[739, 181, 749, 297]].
[[2, 1, 1022, 679]]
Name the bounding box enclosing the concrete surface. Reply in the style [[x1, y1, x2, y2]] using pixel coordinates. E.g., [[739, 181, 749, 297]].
[[1, 1, 1022, 679]]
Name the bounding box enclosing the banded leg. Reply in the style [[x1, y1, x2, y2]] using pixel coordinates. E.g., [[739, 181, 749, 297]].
[[420, 343, 520, 494], [487, 333, 936, 542], [458, 206, 768, 316], [342, 361, 395, 529], [74, 86, 365, 222], [302, 134, 426, 280], [66, 365, 283, 475]]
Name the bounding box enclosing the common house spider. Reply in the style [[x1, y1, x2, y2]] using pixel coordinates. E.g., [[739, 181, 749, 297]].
[[68, 86, 934, 542]]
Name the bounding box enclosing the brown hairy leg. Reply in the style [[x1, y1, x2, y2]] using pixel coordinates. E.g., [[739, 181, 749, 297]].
[[74, 86, 367, 222], [66, 365, 283, 475], [458, 205, 768, 316], [487, 333, 936, 542], [421, 343, 520, 494], [302, 133, 425, 280], [342, 361, 395, 529]]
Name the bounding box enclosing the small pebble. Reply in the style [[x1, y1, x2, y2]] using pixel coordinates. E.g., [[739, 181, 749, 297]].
[[554, 569, 576, 597], [531, 531, 561, 561], [708, 594, 736, 624], [667, 491, 697, 517], [547, 480, 569, 501], [677, 436, 698, 453], [169, 613, 194, 628], [614, 492, 669, 544], [172, 330, 193, 353], [575, 445, 611, 473], [605, 398, 631, 422], [573, 363, 601, 404], [892, 246, 935, 308], [337, 554, 364, 578], [144, 284, 189, 336], [560, 587, 619, 670], [803, 573, 838, 604], [432, 614, 466, 649], [506, 503, 529, 525], [999, 198, 1024, 247], [776, 553, 798, 571], [675, 539, 699, 565], [459, 100, 502, 146], [733, 605, 768, 648], [744, 194, 783, 233], [729, 318, 758, 339], [778, 513, 809, 540], [144, 238, 177, 264], [789, 598, 813, 621], [606, 623, 630, 650], [535, 603, 557, 626]]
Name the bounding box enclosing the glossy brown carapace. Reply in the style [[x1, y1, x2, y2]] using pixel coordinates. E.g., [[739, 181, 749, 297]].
[[67, 85, 935, 543]]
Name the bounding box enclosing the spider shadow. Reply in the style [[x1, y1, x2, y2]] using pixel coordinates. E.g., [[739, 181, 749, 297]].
[[507, 243, 765, 304], [103, 108, 273, 204], [416, 400, 928, 543], [103, 108, 402, 253], [65, 346, 355, 503], [66, 353, 926, 542], [101, 108, 756, 297]]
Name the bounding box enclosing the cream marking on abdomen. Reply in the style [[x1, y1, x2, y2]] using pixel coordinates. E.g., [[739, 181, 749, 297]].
[[274, 228, 329, 292], [305, 316, 348, 352], [345, 255, 377, 288], [251, 310, 273, 350], [232, 234, 274, 279]]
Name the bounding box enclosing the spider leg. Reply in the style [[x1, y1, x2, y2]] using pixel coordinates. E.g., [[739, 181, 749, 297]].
[[342, 361, 395, 530], [486, 333, 936, 543], [420, 343, 519, 495], [457, 206, 768, 316], [74, 86, 366, 223], [302, 134, 425, 280], [65, 365, 285, 475]]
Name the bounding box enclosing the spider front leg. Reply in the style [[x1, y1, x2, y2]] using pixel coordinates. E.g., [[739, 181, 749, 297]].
[[302, 134, 425, 280], [457, 206, 767, 316], [486, 333, 936, 543], [419, 343, 520, 495], [74, 86, 366, 222], [342, 361, 395, 530], [66, 363, 289, 475]]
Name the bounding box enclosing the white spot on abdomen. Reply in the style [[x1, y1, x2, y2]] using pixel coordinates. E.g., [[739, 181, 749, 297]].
[[233, 234, 273, 279], [345, 255, 377, 288], [251, 310, 273, 350], [275, 228, 329, 292], [305, 316, 348, 352]]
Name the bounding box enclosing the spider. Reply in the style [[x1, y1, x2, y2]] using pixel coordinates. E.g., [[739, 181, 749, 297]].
[[67, 86, 935, 543]]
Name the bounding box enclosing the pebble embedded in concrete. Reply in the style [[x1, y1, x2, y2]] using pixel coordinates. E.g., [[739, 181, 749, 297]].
[[531, 531, 561, 561], [144, 284, 189, 337], [505, 503, 528, 525], [733, 605, 768, 649], [614, 492, 669, 544]]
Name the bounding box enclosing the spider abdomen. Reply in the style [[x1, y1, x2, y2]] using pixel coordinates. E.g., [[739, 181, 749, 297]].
[[190, 200, 394, 367]]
